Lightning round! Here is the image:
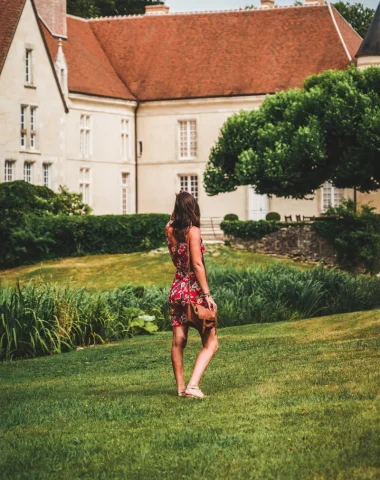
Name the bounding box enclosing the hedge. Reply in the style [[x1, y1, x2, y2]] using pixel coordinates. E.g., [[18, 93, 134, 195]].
[[1, 214, 170, 269], [220, 220, 281, 240]]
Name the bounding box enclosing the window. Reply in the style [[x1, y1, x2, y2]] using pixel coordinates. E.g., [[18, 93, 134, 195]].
[[24, 162, 33, 183], [179, 120, 197, 159], [80, 115, 91, 158], [20, 106, 27, 149], [121, 173, 129, 214], [179, 175, 198, 200], [20, 105, 38, 150], [4, 160, 15, 182], [43, 163, 51, 188], [121, 119, 130, 161], [30, 107, 37, 150], [322, 182, 343, 212], [25, 49, 33, 84], [79, 167, 91, 204]]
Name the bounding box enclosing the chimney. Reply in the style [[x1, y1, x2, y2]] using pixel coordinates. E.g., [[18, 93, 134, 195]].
[[145, 5, 170, 15], [260, 0, 275, 8], [34, 0, 67, 38], [304, 0, 325, 5]]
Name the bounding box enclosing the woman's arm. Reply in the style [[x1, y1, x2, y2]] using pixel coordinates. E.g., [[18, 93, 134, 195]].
[[189, 227, 208, 293], [189, 227, 217, 310]]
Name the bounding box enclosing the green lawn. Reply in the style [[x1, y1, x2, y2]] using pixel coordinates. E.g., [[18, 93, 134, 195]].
[[1, 311, 379, 479], [0, 245, 306, 290]]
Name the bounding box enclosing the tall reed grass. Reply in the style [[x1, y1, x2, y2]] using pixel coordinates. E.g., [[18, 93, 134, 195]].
[[2, 265, 380, 360]]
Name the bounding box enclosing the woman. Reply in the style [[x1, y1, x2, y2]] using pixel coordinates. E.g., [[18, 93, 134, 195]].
[[165, 190, 218, 399]]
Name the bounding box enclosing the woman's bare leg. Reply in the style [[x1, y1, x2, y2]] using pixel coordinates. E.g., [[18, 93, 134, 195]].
[[171, 325, 189, 393], [187, 327, 219, 388]]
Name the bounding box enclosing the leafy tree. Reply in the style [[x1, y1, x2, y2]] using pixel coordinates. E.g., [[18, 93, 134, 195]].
[[67, 0, 164, 18], [204, 67, 380, 199], [67, 0, 100, 18], [332, 2, 374, 38], [114, 0, 164, 16]]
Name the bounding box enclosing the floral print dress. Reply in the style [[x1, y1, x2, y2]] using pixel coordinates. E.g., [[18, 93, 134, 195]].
[[166, 222, 208, 327]]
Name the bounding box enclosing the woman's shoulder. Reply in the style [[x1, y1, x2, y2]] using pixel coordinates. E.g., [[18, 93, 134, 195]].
[[188, 225, 201, 239]]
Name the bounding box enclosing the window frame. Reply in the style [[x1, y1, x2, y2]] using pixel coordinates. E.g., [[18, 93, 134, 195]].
[[178, 174, 199, 201], [4, 160, 15, 182], [121, 172, 130, 215], [80, 114, 92, 159], [20, 105, 27, 150], [178, 119, 197, 161], [321, 181, 343, 212], [43, 163, 52, 189], [23, 161, 33, 183], [25, 48, 33, 86], [79, 167, 91, 205], [30, 106, 38, 150], [121, 119, 130, 161]]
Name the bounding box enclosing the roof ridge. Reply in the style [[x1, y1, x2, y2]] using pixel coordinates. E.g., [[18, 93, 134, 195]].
[[0, 0, 26, 74], [87, 4, 327, 22], [327, 2, 352, 61], [329, 4, 362, 40], [88, 20, 137, 100], [66, 14, 89, 22]]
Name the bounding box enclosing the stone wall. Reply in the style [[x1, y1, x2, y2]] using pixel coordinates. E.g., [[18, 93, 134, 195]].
[[229, 224, 337, 264]]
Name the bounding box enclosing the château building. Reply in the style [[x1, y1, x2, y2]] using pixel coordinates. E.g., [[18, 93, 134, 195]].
[[1, 0, 377, 221]]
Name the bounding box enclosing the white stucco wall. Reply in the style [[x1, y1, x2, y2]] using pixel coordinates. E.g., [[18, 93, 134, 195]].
[[65, 94, 137, 215], [0, 0, 66, 188], [137, 96, 332, 220]]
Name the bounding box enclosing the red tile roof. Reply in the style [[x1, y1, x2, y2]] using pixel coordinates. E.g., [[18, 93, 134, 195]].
[[88, 5, 362, 101], [0, 0, 68, 111], [330, 6, 362, 59], [0, 0, 26, 74], [42, 16, 135, 100]]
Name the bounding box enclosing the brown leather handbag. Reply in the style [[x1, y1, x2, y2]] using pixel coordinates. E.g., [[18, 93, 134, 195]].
[[184, 229, 218, 335]]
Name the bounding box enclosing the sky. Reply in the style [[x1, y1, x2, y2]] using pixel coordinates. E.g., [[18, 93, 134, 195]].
[[165, 0, 379, 12]]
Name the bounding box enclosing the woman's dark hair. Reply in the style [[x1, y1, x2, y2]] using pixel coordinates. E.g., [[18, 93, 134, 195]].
[[171, 191, 201, 242]]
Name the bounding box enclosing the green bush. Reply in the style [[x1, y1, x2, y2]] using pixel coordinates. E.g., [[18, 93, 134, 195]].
[[223, 213, 239, 221], [312, 200, 380, 274], [0, 181, 92, 268], [266, 212, 281, 221], [220, 220, 281, 240], [1, 214, 170, 268], [0, 283, 159, 360], [3, 263, 380, 359]]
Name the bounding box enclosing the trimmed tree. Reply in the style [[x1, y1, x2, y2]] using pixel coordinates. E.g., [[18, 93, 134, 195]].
[[204, 67, 380, 200]]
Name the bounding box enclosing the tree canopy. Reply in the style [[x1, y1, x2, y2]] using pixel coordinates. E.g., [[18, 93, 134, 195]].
[[67, 0, 164, 18], [204, 67, 380, 199]]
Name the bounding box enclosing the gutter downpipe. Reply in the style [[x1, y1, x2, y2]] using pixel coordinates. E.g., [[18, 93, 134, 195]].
[[134, 100, 140, 214]]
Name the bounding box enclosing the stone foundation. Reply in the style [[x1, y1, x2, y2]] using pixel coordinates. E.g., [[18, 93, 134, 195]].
[[229, 224, 337, 264]]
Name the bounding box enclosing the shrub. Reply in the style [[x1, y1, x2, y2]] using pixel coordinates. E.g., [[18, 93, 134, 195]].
[[220, 220, 280, 240], [3, 263, 380, 359], [1, 214, 170, 268], [0, 181, 93, 268], [223, 213, 239, 221], [312, 200, 380, 274], [0, 283, 159, 361], [266, 212, 281, 221]]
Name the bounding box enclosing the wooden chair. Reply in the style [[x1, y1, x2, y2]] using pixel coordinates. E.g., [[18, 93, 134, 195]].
[[296, 215, 301, 222], [284, 215, 292, 222]]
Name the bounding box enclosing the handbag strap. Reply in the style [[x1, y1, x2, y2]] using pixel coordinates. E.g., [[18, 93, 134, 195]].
[[186, 226, 208, 303], [186, 226, 191, 307]]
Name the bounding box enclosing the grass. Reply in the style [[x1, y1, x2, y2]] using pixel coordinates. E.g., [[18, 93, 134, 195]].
[[1, 310, 379, 479], [0, 245, 306, 291]]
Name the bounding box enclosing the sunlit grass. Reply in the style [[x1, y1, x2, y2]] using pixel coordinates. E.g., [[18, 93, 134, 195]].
[[0, 310, 379, 479], [0, 245, 306, 291]]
